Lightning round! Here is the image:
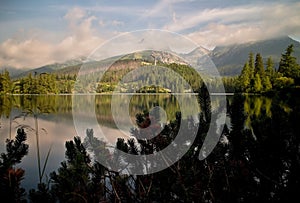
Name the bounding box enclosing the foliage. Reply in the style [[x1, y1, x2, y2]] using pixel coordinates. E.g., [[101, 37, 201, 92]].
[[2, 93, 300, 202], [254, 53, 265, 77], [237, 44, 300, 93], [239, 62, 251, 92], [254, 73, 263, 93], [0, 70, 12, 94], [278, 44, 300, 79], [265, 57, 276, 83], [273, 77, 294, 89], [0, 59, 223, 94], [0, 128, 29, 202], [49, 136, 106, 203]]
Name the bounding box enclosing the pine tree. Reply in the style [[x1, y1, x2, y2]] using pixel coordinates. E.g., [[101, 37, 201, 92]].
[[254, 53, 265, 77], [0, 70, 12, 94], [239, 62, 251, 92], [248, 52, 255, 79], [278, 44, 299, 78], [265, 57, 276, 83], [254, 73, 262, 93], [0, 128, 29, 202], [254, 53, 268, 91], [263, 76, 272, 91], [50, 136, 94, 202]]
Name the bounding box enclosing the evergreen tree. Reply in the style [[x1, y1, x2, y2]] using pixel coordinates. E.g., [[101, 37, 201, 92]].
[[254, 73, 262, 93], [248, 52, 256, 92], [254, 53, 265, 77], [0, 128, 29, 202], [263, 76, 272, 91], [278, 44, 299, 79], [50, 136, 106, 202], [0, 70, 12, 94], [248, 52, 255, 79], [239, 62, 251, 92], [265, 57, 276, 83]]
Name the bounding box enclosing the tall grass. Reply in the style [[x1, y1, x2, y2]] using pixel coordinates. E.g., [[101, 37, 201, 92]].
[[15, 105, 53, 184]]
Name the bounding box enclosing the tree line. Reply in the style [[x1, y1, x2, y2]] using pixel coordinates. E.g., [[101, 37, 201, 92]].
[[1, 44, 300, 95], [237, 44, 300, 93], [0, 61, 203, 94], [0, 71, 76, 95]]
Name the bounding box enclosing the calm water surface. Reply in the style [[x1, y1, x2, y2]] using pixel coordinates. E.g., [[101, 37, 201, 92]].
[[0, 94, 298, 191], [0, 94, 200, 190]]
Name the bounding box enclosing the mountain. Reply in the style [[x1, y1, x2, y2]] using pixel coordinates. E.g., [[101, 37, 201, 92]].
[[7, 36, 300, 78], [16, 50, 191, 77], [0, 66, 30, 78], [12, 57, 86, 78], [211, 36, 300, 76]]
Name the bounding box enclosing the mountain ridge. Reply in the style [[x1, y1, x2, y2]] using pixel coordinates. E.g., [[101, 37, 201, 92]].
[[211, 36, 300, 75], [4, 36, 300, 78]]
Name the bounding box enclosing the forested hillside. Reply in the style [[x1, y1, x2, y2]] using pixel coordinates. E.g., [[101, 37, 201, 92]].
[[1, 43, 299, 94]]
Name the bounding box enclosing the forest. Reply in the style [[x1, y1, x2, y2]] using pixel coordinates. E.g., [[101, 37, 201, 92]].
[[237, 44, 300, 93], [1, 44, 299, 95]]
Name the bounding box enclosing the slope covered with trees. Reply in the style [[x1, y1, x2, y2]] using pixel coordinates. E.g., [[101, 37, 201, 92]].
[[1, 59, 205, 94], [1, 44, 300, 95]]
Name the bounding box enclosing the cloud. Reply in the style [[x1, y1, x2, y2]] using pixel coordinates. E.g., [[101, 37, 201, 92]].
[[164, 6, 261, 32], [144, 0, 171, 17], [0, 7, 104, 69], [0, 39, 53, 68], [166, 2, 300, 47], [111, 20, 124, 26], [187, 23, 265, 49], [172, 12, 177, 23], [98, 20, 105, 26], [64, 7, 86, 21], [1, 2, 300, 68]]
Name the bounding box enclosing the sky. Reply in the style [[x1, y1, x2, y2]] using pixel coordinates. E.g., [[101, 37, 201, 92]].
[[1, 0, 300, 69]]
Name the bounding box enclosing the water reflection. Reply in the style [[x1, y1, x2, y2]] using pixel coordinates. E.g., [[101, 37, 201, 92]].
[[0, 94, 201, 189], [1, 93, 299, 196]]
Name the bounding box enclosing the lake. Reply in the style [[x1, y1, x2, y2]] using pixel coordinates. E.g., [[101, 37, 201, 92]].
[[0, 94, 202, 190], [0, 93, 299, 195]]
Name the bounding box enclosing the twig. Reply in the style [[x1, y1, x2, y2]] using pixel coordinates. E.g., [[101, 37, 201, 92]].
[[108, 171, 122, 202]]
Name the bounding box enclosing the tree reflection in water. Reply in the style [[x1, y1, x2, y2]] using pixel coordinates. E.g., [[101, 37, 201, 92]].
[[0, 93, 299, 202]]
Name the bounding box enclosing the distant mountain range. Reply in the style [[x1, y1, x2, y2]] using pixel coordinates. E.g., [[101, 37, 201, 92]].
[[4, 36, 300, 78], [11, 57, 86, 78], [210, 36, 300, 75]]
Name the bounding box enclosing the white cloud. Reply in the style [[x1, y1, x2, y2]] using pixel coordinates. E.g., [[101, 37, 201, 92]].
[[144, 0, 171, 17], [1, 2, 300, 68], [0, 39, 53, 68], [64, 7, 86, 21], [164, 6, 262, 32], [167, 2, 300, 47], [187, 23, 265, 49], [98, 20, 105, 26], [0, 7, 104, 69], [111, 20, 124, 26]]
